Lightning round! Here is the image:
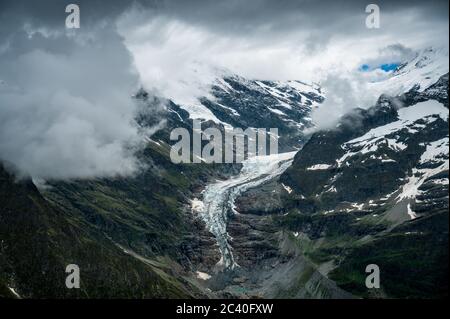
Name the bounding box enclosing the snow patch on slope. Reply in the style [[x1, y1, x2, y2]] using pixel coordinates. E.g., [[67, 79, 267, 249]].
[[419, 137, 449, 164], [307, 164, 332, 170], [396, 134, 449, 209], [196, 271, 212, 280], [337, 100, 448, 166], [8, 287, 21, 299]]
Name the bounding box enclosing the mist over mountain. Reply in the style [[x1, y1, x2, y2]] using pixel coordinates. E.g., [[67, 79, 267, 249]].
[[0, 0, 448, 300]]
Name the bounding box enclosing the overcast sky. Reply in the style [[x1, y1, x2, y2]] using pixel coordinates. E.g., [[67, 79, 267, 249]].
[[0, 0, 448, 179]]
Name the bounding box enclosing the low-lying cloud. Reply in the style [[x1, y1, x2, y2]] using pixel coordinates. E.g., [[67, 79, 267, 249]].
[[308, 44, 420, 131], [308, 73, 379, 131], [0, 23, 157, 179]]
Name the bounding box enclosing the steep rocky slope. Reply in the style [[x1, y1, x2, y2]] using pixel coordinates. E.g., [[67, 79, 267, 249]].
[[161, 74, 324, 151], [276, 73, 449, 298], [0, 163, 207, 298]]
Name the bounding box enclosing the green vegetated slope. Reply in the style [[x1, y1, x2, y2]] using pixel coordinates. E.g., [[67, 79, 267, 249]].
[[0, 140, 218, 298], [329, 212, 448, 298]]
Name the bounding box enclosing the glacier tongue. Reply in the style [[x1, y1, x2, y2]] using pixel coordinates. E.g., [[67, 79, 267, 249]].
[[191, 152, 296, 270]]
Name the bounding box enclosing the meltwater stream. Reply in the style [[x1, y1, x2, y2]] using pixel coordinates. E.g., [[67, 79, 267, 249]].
[[191, 152, 297, 270]]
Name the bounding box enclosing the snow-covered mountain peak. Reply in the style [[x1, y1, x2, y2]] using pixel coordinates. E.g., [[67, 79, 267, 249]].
[[397, 47, 448, 72], [369, 46, 449, 97], [170, 72, 324, 132]]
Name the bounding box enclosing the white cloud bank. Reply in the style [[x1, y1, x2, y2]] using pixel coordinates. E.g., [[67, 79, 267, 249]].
[[116, 2, 448, 131], [0, 25, 154, 179]]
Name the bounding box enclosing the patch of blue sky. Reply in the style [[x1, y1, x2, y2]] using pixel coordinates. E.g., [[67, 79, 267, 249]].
[[380, 63, 399, 71], [360, 64, 370, 71], [359, 62, 400, 72]]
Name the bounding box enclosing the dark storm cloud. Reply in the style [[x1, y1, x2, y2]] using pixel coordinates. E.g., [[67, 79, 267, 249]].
[[1, 0, 448, 37], [1, 1, 448, 53], [0, 0, 146, 27], [146, 0, 449, 39], [158, 0, 444, 26]]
